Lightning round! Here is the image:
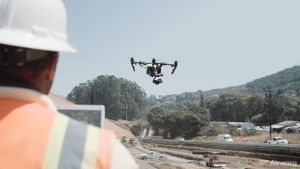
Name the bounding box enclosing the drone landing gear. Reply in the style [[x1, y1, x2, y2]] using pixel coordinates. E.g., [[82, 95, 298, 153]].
[[153, 77, 163, 85]]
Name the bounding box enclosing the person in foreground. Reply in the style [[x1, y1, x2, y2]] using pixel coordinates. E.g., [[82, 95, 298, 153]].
[[0, 0, 139, 168]]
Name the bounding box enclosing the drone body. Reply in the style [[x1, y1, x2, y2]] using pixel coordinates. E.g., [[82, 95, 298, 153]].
[[130, 58, 178, 85]]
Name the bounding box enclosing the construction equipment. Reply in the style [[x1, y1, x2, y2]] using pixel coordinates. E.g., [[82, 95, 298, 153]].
[[122, 136, 128, 143], [192, 150, 227, 167]]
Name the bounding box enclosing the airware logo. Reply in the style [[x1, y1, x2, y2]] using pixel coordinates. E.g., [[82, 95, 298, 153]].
[[259, 160, 269, 166], [270, 160, 297, 166]]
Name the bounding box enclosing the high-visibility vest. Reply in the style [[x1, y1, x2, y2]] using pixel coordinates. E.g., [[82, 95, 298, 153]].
[[0, 97, 113, 169]]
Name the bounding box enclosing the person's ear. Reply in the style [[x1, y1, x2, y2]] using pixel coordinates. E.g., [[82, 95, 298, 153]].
[[45, 54, 59, 81]]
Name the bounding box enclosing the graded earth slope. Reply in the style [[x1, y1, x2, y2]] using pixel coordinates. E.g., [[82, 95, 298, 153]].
[[48, 92, 134, 139], [48, 93, 75, 105]]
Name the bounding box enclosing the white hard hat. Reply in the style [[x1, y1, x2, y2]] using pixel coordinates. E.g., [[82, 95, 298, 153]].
[[0, 0, 76, 53]]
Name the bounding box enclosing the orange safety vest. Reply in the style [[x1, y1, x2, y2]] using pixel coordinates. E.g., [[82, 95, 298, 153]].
[[0, 97, 113, 169]]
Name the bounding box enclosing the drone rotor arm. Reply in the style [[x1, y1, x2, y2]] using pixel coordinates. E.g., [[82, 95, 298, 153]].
[[156, 62, 174, 66], [139, 63, 147, 69], [131, 63, 135, 71], [171, 64, 177, 74]]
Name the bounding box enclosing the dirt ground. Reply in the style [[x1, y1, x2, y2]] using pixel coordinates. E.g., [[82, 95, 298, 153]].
[[124, 142, 204, 169], [104, 119, 135, 139], [139, 144, 300, 169]]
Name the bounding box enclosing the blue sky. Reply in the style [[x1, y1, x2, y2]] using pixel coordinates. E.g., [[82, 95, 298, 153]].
[[51, 0, 300, 97]]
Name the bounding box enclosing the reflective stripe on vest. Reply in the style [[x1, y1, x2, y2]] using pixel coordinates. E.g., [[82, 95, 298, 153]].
[[43, 113, 109, 169]]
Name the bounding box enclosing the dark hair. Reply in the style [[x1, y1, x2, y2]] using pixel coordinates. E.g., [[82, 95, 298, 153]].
[[0, 44, 56, 86]]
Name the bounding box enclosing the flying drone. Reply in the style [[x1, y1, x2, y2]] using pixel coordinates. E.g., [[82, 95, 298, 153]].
[[130, 58, 178, 85]]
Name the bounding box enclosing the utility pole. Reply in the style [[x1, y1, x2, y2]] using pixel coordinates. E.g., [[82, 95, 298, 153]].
[[266, 86, 272, 140], [91, 85, 94, 105], [269, 86, 272, 140], [126, 104, 127, 121]]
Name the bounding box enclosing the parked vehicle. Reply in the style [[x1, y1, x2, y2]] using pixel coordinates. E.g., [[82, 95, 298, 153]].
[[175, 136, 185, 141], [217, 134, 233, 142], [139, 151, 167, 160], [129, 138, 138, 144], [267, 137, 288, 144], [131, 138, 138, 146], [131, 141, 137, 146], [122, 136, 127, 143]]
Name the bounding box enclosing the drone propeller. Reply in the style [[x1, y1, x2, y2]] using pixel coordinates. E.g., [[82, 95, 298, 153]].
[[149, 58, 160, 65], [171, 60, 178, 74], [130, 57, 135, 71], [131, 57, 134, 64], [149, 58, 160, 61]]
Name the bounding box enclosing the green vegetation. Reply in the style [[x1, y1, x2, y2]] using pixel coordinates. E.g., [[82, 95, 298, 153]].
[[205, 92, 289, 125], [207, 123, 223, 136], [66, 65, 300, 137], [147, 102, 210, 137], [246, 66, 300, 93], [151, 65, 300, 104], [205, 90, 300, 126], [151, 66, 300, 130], [285, 98, 300, 121], [206, 93, 264, 123], [67, 75, 148, 120]]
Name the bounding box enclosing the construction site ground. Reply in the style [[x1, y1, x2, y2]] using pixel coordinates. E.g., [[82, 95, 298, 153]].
[[104, 119, 135, 139], [49, 94, 300, 168], [124, 142, 204, 169], [122, 141, 300, 169]]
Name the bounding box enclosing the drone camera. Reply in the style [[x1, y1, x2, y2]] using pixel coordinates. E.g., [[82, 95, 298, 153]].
[[153, 78, 163, 85]]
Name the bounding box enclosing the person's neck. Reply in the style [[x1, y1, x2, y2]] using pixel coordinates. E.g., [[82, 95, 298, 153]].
[[0, 73, 43, 93]]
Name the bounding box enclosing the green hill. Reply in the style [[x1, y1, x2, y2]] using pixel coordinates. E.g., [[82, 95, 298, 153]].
[[153, 65, 300, 104]]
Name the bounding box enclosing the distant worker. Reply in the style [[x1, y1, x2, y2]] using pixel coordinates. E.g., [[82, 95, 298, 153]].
[[0, 0, 138, 169]]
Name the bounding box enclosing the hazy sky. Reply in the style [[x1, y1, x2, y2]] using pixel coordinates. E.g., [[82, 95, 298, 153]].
[[51, 0, 300, 97]]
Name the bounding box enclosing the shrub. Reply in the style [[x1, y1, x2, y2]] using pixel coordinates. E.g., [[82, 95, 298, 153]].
[[207, 123, 224, 136], [243, 129, 262, 136], [225, 125, 239, 136]]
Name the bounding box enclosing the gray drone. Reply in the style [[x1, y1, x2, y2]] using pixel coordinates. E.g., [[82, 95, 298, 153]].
[[130, 58, 178, 85]]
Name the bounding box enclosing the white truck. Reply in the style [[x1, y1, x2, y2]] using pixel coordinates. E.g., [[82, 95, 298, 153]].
[[267, 137, 288, 144], [139, 151, 168, 160], [217, 134, 233, 142]]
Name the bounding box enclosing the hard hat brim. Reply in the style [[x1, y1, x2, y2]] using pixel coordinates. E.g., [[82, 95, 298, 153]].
[[0, 28, 77, 53]]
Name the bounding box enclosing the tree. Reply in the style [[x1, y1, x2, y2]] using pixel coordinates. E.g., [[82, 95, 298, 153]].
[[284, 98, 300, 121], [189, 105, 208, 115], [296, 88, 300, 96], [67, 75, 147, 120], [263, 93, 286, 124], [162, 111, 185, 137], [200, 90, 205, 108], [147, 107, 164, 134], [207, 123, 223, 136], [206, 92, 267, 122], [250, 114, 264, 125], [205, 93, 247, 122], [277, 88, 285, 95], [245, 93, 264, 118], [182, 112, 209, 135]]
